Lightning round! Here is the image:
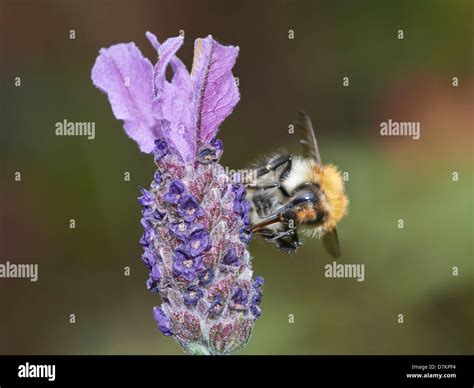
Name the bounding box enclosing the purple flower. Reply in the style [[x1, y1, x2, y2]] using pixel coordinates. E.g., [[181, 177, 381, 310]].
[[139, 228, 152, 246], [221, 248, 240, 266], [169, 219, 192, 241], [92, 31, 240, 160], [252, 276, 264, 305], [232, 185, 246, 201], [197, 147, 218, 165], [150, 265, 161, 281], [140, 216, 151, 230], [177, 194, 203, 222], [241, 211, 250, 226], [152, 209, 166, 222], [172, 249, 203, 282], [254, 276, 264, 288], [239, 228, 252, 243], [141, 248, 157, 270], [183, 285, 204, 307], [142, 208, 166, 225], [153, 170, 162, 184], [198, 268, 214, 286], [252, 292, 262, 305], [138, 188, 154, 207], [92, 31, 264, 355], [185, 229, 211, 257], [153, 306, 173, 336], [164, 180, 186, 205], [197, 139, 224, 164], [250, 304, 261, 318], [230, 287, 248, 311], [240, 199, 250, 216], [153, 138, 168, 162], [232, 185, 251, 226], [211, 139, 223, 154], [146, 277, 160, 293], [233, 199, 242, 214], [208, 295, 224, 318]]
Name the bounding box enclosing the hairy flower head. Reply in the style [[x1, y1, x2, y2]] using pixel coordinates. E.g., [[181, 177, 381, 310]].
[[91, 32, 263, 355]]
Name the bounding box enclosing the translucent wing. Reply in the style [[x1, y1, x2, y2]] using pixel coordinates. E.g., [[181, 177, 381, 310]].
[[295, 111, 322, 165], [322, 228, 341, 258]]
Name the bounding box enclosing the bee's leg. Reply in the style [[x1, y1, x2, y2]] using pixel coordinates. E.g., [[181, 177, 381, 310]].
[[253, 226, 300, 253], [276, 231, 300, 253], [261, 228, 300, 252], [251, 192, 314, 232], [245, 154, 292, 195], [270, 228, 296, 241], [250, 214, 283, 232], [252, 225, 295, 241], [252, 228, 276, 238], [245, 182, 280, 190], [253, 154, 292, 178]]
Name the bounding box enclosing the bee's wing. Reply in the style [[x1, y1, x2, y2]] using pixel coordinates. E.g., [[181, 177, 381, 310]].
[[322, 228, 341, 258], [295, 111, 322, 165]]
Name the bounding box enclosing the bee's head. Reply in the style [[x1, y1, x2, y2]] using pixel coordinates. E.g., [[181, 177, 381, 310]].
[[283, 163, 348, 229], [284, 184, 324, 225]]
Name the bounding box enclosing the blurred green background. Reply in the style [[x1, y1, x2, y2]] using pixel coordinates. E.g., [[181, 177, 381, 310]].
[[1, 0, 472, 355]]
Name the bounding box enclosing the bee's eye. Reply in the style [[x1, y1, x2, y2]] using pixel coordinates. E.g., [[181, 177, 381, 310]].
[[292, 191, 317, 206], [315, 212, 325, 223]]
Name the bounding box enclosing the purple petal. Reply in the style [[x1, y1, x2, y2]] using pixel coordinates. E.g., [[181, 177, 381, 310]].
[[151, 265, 161, 281], [153, 138, 169, 162], [185, 229, 211, 257], [222, 247, 239, 266], [169, 219, 192, 242], [148, 34, 196, 163], [146, 278, 160, 293], [191, 36, 240, 144], [146, 32, 188, 87], [198, 268, 214, 286], [141, 248, 157, 270], [239, 228, 252, 243], [172, 249, 202, 282], [252, 292, 262, 305], [254, 276, 265, 288], [152, 306, 173, 336], [183, 285, 204, 307], [177, 194, 203, 222], [230, 287, 249, 311], [208, 294, 224, 317], [91, 43, 158, 153], [138, 187, 154, 207], [164, 179, 186, 205], [250, 304, 261, 318]]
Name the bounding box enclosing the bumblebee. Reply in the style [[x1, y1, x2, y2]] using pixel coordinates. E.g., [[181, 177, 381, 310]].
[[245, 112, 349, 257]]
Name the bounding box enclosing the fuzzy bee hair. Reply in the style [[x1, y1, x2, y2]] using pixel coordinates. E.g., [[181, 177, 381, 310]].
[[246, 111, 349, 257]]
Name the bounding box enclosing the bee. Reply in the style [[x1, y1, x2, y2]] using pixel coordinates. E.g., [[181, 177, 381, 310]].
[[245, 111, 349, 257]]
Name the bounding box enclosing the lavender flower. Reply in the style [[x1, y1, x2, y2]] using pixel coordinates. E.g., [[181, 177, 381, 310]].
[[177, 194, 204, 222], [221, 247, 240, 266], [164, 180, 186, 206], [183, 285, 204, 307], [92, 32, 264, 355], [172, 248, 203, 282], [185, 228, 211, 257]]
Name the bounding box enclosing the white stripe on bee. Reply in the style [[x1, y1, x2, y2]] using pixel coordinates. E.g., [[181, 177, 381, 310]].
[[281, 157, 317, 195]]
